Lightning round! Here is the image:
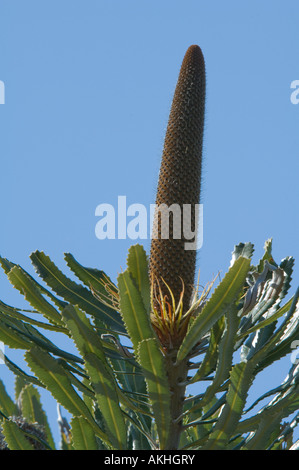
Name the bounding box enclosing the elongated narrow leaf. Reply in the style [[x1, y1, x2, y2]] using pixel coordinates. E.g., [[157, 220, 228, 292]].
[[254, 288, 299, 371], [126, 244, 151, 314], [0, 379, 18, 417], [230, 242, 254, 267], [238, 381, 299, 438], [204, 361, 255, 450], [64, 253, 113, 289], [61, 305, 106, 361], [20, 384, 55, 449], [257, 238, 276, 272], [178, 257, 251, 361], [64, 253, 121, 313], [0, 315, 33, 350], [7, 266, 64, 327], [85, 352, 127, 449], [138, 338, 171, 449], [244, 412, 283, 450], [62, 305, 127, 449], [0, 299, 66, 333], [0, 256, 18, 273], [190, 305, 240, 415], [238, 296, 294, 341], [0, 310, 83, 364], [30, 251, 126, 334], [71, 417, 99, 450], [4, 355, 42, 388], [24, 347, 109, 445], [190, 317, 225, 383], [1, 420, 34, 450], [0, 255, 67, 310], [118, 270, 155, 353]]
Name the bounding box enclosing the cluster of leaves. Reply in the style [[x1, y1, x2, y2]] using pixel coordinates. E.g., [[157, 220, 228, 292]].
[[0, 240, 298, 450]]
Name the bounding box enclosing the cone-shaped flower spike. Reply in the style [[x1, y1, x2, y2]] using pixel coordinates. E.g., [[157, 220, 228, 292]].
[[149, 45, 206, 348]]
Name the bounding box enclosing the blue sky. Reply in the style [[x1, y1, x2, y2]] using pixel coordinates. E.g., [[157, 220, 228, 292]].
[[0, 1, 299, 447]]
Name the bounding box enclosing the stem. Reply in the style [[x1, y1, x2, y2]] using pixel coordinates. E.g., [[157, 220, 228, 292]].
[[164, 350, 189, 449]]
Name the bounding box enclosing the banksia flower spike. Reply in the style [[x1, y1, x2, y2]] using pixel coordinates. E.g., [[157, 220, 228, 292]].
[[149, 45, 206, 348]]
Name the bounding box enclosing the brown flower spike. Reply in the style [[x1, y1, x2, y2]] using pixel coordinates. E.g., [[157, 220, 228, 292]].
[[149, 45, 206, 348]]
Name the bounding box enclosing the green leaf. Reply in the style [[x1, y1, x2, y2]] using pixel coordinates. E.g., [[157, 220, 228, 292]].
[[230, 242, 254, 265], [0, 310, 83, 364], [4, 355, 43, 388], [30, 251, 126, 334], [64, 253, 122, 317], [0, 299, 66, 333], [190, 316, 225, 383], [238, 296, 294, 341], [254, 287, 299, 370], [126, 244, 151, 314], [138, 338, 171, 449], [190, 305, 240, 415], [71, 417, 99, 450], [244, 411, 283, 450], [0, 256, 18, 274], [178, 257, 251, 362], [0, 255, 67, 310], [24, 347, 110, 445], [0, 379, 18, 418], [20, 384, 55, 449], [257, 238, 277, 272], [0, 315, 33, 350], [84, 352, 127, 449], [7, 266, 64, 327], [118, 270, 155, 354], [203, 361, 255, 449], [1, 420, 34, 450], [61, 305, 127, 449], [61, 304, 106, 362]]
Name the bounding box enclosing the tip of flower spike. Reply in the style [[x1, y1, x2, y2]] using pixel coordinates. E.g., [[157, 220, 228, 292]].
[[184, 44, 205, 65]]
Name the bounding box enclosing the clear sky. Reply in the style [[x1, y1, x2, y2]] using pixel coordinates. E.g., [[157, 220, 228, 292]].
[[0, 0, 298, 447]]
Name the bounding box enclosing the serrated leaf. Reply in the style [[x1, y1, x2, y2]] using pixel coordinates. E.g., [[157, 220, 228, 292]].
[[71, 416, 99, 450], [85, 352, 127, 449], [0, 299, 66, 333], [64, 252, 123, 319], [1, 420, 34, 450], [0, 255, 67, 310], [230, 242, 254, 267], [138, 338, 171, 449], [0, 315, 32, 350], [126, 244, 151, 314], [7, 266, 64, 327], [190, 317, 225, 383], [0, 379, 18, 418], [4, 355, 42, 388], [20, 384, 55, 449], [203, 361, 255, 450], [0, 310, 83, 364], [61, 304, 106, 361], [190, 305, 240, 415], [257, 238, 277, 272], [30, 251, 126, 334], [254, 288, 299, 371], [178, 257, 251, 362], [61, 305, 127, 449], [24, 347, 110, 445], [118, 270, 155, 354]]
